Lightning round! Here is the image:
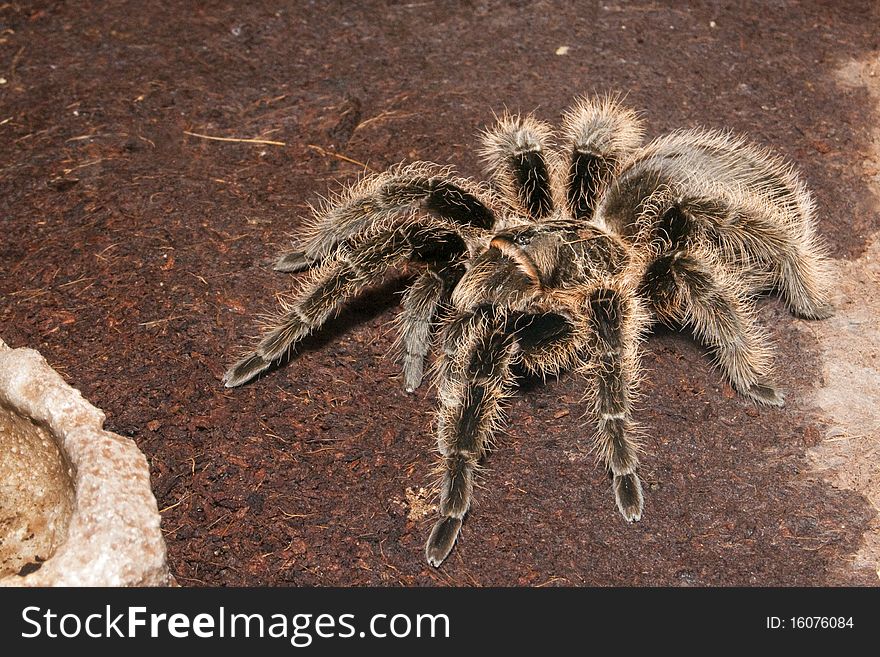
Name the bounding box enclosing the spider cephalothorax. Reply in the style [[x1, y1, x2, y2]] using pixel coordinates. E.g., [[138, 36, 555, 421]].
[[223, 95, 832, 567]]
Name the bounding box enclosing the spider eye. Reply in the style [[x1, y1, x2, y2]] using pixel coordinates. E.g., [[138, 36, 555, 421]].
[[514, 230, 535, 246]]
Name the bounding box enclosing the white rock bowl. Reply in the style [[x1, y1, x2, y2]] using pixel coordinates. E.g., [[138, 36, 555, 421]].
[[0, 338, 171, 586]]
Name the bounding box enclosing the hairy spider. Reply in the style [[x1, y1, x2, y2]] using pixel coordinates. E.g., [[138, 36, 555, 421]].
[[223, 95, 832, 567]]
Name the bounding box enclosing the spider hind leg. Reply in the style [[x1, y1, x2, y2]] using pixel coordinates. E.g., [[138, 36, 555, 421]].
[[778, 239, 834, 320], [480, 113, 556, 219], [561, 95, 644, 220], [645, 250, 783, 406]]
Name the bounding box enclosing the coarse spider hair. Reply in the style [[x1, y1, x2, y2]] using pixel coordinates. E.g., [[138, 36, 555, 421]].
[[223, 95, 832, 567]]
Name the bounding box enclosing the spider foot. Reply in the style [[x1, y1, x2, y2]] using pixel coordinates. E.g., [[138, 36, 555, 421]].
[[274, 250, 312, 272], [614, 473, 644, 522], [223, 353, 271, 388], [792, 301, 834, 321], [425, 516, 462, 567], [741, 380, 785, 407], [403, 361, 425, 393]]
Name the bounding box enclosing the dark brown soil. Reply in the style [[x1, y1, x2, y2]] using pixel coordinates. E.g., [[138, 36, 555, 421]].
[[2, 0, 878, 586]]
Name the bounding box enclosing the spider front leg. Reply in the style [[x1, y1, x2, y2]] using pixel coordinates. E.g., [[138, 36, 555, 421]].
[[511, 293, 647, 522], [426, 308, 516, 567], [583, 287, 646, 520], [642, 249, 781, 405], [396, 265, 463, 392], [274, 162, 497, 272], [223, 222, 468, 387]]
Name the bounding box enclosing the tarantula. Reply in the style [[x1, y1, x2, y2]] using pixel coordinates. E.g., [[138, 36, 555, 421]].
[[223, 95, 832, 567]]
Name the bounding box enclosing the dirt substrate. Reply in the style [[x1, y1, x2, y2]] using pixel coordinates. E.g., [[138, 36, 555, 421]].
[[2, 0, 879, 585]]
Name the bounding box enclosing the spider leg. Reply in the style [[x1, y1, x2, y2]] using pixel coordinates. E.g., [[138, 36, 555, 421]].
[[673, 196, 833, 320], [480, 113, 556, 219], [560, 94, 644, 220], [507, 295, 647, 522], [275, 162, 497, 272], [606, 128, 833, 319], [688, 128, 833, 319], [426, 308, 516, 567], [583, 287, 645, 520], [396, 265, 463, 392], [223, 222, 467, 387], [758, 221, 833, 320], [642, 247, 782, 406]]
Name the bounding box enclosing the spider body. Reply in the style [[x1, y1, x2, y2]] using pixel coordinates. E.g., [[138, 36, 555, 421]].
[[223, 96, 831, 567]]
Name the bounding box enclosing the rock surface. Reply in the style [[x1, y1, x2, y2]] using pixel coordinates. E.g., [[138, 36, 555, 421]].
[[0, 337, 171, 586]]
